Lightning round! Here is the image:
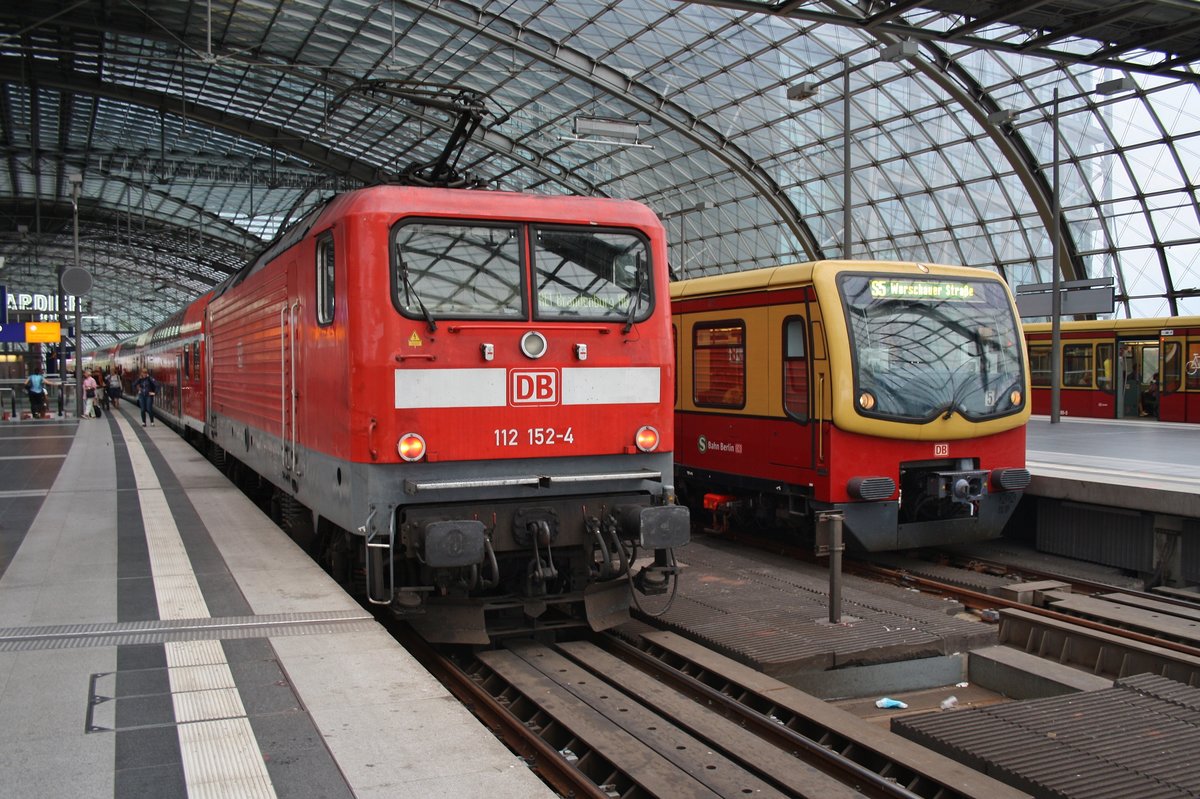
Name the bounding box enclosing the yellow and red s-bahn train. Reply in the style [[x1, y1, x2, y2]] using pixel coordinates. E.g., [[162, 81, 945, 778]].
[[672, 260, 1032, 551], [1023, 316, 1200, 422], [91, 185, 688, 643]]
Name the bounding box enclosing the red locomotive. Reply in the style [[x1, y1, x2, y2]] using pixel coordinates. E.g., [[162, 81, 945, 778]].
[[96, 186, 688, 643], [672, 260, 1031, 551]]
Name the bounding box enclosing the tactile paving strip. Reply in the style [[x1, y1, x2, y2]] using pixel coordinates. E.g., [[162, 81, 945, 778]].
[[0, 609, 376, 651]]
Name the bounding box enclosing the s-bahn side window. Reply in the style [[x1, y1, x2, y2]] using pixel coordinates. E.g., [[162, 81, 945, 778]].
[[1028, 346, 1051, 387], [839, 274, 1026, 421], [393, 221, 523, 319], [693, 322, 745, 408], [1162, 341, 1181, 392], [316, 233, 335, 325], [1096, 343, 1115, 390], [783, 317, 809, 421], [1062, 344, 1094, 387], [532, 228, 652, 322], [183, 344, 191, 380]]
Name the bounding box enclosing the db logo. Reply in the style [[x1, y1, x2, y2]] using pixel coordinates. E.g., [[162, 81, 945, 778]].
[[933, 442, 949, 457], [510, 369, 559, 405]]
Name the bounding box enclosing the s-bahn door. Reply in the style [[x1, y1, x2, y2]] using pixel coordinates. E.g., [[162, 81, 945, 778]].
[[1116, 338, 1158, 418]]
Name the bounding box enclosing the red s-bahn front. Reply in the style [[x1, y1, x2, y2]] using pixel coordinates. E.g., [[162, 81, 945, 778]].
[[237, 186, 687, 642]]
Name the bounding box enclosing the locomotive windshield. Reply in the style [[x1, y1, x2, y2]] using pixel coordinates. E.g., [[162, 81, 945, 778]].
[[392, 221, 652, 324], [394, 222, 525, 319], [839, 273, 1025, 422], [532, 228, 652, 323]]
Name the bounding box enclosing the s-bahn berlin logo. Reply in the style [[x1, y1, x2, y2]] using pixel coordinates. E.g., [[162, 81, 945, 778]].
[[510, 369, 560, 406]]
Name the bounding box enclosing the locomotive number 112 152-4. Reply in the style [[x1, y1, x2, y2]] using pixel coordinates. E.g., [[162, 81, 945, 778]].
[[494, 427, 575, 447]]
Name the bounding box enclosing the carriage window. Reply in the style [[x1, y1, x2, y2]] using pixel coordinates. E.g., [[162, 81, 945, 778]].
[[1096, 343, 1115, 391], [1062, 344, 1093, 387], [1162, 341, 1181, 393], [183, 344, 191, 379], [394, 221, 523, 320], [783, 317, 808, 421], [316, 234, 335, 325], [693, 322, 745, 408], [1028, 345, 1051, 387], [532, 228, 652, 322]]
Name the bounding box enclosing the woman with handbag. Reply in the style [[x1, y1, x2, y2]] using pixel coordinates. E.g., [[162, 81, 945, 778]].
[[82, 370, 99, 419]]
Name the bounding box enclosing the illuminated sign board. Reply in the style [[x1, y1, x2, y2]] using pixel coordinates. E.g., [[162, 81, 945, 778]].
[[26, 321, 61, 343], [0, 321, 62, 343], [869, 279, 978, 301]]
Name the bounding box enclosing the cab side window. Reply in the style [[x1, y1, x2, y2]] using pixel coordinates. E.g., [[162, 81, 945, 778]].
[[316, 233, 335, 325], [783, 317, 808, 421], [693, 322, 745, 408]]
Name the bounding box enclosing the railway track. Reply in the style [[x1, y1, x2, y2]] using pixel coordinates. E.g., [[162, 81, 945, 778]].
[[395, 619, 1026, 799]]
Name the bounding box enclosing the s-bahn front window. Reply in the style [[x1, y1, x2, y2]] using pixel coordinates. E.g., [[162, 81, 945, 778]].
[[840, 274, 1025, 422], [533, 228, 652, 322], [394, 221, 524, 320]]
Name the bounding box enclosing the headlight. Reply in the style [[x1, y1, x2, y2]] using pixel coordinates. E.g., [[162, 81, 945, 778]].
[[398, 433, 427, 462], [635, 425, 659, 452]]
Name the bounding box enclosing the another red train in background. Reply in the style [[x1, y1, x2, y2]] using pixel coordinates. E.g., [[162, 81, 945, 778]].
[[92, 185, 688, 643], [1024, 316, 1200, 422]]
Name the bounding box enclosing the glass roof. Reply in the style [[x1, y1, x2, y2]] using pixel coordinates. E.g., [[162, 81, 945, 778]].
[[1, 0, 1198, 348]]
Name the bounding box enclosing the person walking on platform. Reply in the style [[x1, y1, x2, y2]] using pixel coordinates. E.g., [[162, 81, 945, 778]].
[[81, 370, 99, 419], [133, 368, 158, 426], [106, 370, 123, 408], [23, 366, 47, 418], [98, 369, 112, 414]]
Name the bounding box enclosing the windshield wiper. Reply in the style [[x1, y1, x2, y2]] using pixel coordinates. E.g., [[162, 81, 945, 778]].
[[398, 252, 437, 333], [622, 256, 646, 334]]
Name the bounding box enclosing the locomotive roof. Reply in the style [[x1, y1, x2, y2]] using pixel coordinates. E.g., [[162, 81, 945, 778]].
[[216, 185, 664, 300]]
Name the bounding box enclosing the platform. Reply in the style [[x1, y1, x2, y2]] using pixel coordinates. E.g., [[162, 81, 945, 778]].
[[651, 535, 996, 686], [1023, 416, 1200, 583], [1025, 415, 1200, 517], [0, 410, 552, 798]]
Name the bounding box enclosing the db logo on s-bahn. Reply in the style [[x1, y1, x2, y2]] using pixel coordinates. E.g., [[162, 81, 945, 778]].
[[510, 369, 559, 406]]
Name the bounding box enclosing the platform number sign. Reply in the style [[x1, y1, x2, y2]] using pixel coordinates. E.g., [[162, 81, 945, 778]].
[[933, 442, 950, 457]]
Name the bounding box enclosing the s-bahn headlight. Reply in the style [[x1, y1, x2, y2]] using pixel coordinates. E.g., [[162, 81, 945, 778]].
[[635, 425, 660, 452], [398, 433, 427, 462], [858, 391, 876, 410], [1009, 389, 1022, 406]]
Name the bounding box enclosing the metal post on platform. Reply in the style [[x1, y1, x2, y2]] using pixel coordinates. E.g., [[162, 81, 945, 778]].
[[818, 510, 845, 623]]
